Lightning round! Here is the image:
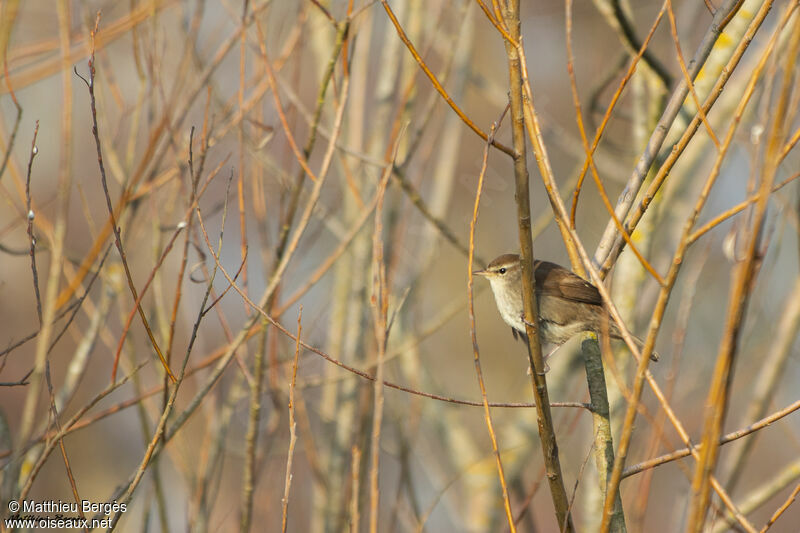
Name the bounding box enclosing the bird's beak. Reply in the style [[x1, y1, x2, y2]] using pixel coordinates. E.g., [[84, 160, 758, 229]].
[[473, 269, 487, 277]]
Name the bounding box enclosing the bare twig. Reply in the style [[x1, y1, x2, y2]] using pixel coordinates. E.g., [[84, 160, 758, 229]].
[[0, 57, 22, 184], [350, 446, 362, 533], [759, 482, 800, 533], [367, 121, 401, 533], [25, 121, 41, 325], [589, 0, 673, 91], [77, 15, 176, 382], [565, 0, 664, 286], [380, 0, 514, 157], [467, 114, 516, 532], [44, 362, 87, 531], [281, 308, 302, 533], [623, 396, 800, 478]]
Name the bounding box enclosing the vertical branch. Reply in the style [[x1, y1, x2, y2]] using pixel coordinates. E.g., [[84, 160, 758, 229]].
[[503, 1, 575, 531], [367, 126, 405, 533], [280, 308, 302, 533], [238, 3, 261, 508], [350, 446, 362, 532], [580, 335, 626, 532], [25, 122, 41, 325], [237, 0, 250, 303], [240, 315, 265, 533], [467, 116, 517, 532], [240, 299, 264, 533], [15, 0, 75, 466], [367, 162, 389, 533], [0, 56, 23, 184]]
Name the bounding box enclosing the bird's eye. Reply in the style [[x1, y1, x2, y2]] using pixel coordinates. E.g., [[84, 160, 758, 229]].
[[498, 267, 506, 274]]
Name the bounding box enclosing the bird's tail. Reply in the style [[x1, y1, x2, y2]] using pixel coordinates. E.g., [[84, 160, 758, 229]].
[[606, 319, 659, 361], [613, 332, 659, 362]]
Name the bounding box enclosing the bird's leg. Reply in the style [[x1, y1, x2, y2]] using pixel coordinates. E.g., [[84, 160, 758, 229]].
[[519, 313, 554, 375], [525, 344, 556, 376], [526, 360, 550, 376], [543, 344, 562, 361]]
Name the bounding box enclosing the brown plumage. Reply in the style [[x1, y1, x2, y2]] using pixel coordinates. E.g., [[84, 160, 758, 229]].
[[474, 254, 658, 361]]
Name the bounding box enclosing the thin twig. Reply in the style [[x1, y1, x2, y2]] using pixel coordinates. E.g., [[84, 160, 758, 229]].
[[109, 220, 187, 381], [367, 122, 402, 533], [565, 0, 664, 286], [466, 113, 516, 532], [689, 171, 800, 244], [78, 15, 176, 382], [25, 121, 42, 325], [53, 1, 272, 312], [623, 396, 800, 478], [280, 308, 302, 533], [0, 246, 111, 359], [44, 362, 88, 531], [19, 363, 146, 501], [0, 57, 23, 184], [380, 0, 514, 157], [0, 368, 32, 387], [665, 0, 720, 149], [350, 445, 362, 533], [758, 482, 800, 533], [589, 0, 673, 91], [107, 214, 221, 530], [571, 1, 667, 227]]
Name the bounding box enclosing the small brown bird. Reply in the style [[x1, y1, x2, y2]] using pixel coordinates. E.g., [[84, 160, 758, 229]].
[[474, 254, 658, 361]]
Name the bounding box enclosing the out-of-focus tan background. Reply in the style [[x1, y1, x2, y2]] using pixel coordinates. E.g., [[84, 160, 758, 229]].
[[1, 0, 799, 531]]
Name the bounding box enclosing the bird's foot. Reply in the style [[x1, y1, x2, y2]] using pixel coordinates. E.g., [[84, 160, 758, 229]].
[[526, 359, 550, 376], [520, 314, 536, 330], [525, 345, 560, 376]]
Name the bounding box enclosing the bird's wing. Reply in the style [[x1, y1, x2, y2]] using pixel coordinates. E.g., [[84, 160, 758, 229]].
[[533, 260, 603, 306]]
